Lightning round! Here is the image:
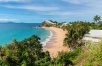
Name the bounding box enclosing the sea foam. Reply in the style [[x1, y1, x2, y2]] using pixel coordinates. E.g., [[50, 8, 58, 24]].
[[41, 28, 53, 46]]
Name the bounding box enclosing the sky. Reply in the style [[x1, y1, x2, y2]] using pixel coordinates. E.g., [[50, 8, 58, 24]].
[[0, 0, 102, 23]]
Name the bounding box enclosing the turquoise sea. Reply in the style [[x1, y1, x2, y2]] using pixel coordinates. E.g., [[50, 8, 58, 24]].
[[0, 23, 50, 46]]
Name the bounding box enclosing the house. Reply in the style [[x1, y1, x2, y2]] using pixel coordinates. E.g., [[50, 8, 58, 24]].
[[83, 30, 102, 43]]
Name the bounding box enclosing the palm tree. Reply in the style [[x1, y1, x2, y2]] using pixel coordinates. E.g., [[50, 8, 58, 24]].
[[93, 15, 101, 23]]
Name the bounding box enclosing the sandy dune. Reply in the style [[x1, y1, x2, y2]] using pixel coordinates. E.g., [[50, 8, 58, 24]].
[[43, 27, 69, 58]]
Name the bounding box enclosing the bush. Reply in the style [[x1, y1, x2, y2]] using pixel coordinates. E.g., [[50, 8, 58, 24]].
[[51, 48, 81, 66], [64, 22, 90, 49], [76, 41, 102, 66], [0, 35, 51, 66]]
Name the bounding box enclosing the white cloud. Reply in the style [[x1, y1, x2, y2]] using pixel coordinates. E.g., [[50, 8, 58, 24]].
[[0, 0, 102, 21], [0, 5, 59, 11], [0, 0, 31, 2], [62, 0, 88, 4], [44, 11, 74, 16], [61, 0, 102, 17], [62, 0, 80, 4], [81, 0, 102, 15], [19, 6, 59, 11], [0, 18, 18, 22]]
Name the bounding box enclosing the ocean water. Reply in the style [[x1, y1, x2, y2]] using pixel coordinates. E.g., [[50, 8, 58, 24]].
[[0, 23, 50, 46]]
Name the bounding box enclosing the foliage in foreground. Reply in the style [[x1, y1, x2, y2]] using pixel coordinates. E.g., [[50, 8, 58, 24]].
[[76, 41, 102, 66], [0, 35, 82, 66], [52, 41, 102, 66], [53, 48, 81, 66], [0, 35, 51, 66]]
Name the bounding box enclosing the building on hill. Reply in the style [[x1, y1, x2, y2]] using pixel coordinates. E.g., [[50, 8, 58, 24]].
[[44, 20, 55, 24], [61, 22, 68, 27], [83, 30, 102, 43]]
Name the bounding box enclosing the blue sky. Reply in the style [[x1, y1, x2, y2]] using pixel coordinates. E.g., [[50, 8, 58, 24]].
[[0, 0, 102, 23]]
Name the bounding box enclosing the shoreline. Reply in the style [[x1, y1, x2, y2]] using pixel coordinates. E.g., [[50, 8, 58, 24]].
[[41, 28, 53, 46], [42, 27, 69, 58]]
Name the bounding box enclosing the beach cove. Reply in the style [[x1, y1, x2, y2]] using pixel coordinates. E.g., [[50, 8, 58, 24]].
[[43, 27, 69, 58]]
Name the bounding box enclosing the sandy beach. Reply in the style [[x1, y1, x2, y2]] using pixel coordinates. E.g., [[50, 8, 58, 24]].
[[43, 27, 69, 58]]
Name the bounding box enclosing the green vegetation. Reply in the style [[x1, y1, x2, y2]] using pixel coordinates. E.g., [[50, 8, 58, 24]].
[[41, 15, 102, 66], [1, 15, 102, 66], [64, 22, 90, 49], [75, 41, 102, 66], [41, 20, 64, 28], [52, 41, 102, 66], [0, 35, 51, 66], [52, 48, 81, 66], [93, 15, 101, 22], [41, 21, 54, 27]]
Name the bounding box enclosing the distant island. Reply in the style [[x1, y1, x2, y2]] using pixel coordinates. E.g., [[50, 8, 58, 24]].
[[0, 22, 39, 24], [0, 21, 15, 24]]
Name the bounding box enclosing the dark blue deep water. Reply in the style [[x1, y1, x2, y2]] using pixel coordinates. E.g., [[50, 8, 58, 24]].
[[0, 23, 50, 45]]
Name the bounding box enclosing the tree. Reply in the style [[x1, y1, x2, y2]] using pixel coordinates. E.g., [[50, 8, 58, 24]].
[[0, 35, 51, 66], [93, 15, 101, 23], [50, 48, 81, 66], [64, 22, 90, 49]]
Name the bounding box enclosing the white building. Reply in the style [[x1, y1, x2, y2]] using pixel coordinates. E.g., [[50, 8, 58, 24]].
[[83, 30, 102, 43]]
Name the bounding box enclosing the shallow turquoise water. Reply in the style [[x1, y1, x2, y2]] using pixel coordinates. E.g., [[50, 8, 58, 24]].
[[0, 23, 50, 45]]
